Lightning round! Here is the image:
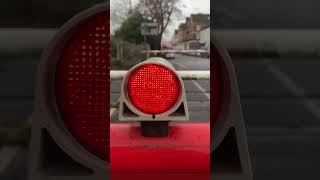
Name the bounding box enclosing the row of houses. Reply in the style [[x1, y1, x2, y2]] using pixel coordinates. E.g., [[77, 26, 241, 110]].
[[172, 14, 210, 51]]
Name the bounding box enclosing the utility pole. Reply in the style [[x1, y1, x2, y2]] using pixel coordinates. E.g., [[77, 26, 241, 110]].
[[144, 35, 150, 59], [129, 0, 132, 10], [128, 0, 133, 15]]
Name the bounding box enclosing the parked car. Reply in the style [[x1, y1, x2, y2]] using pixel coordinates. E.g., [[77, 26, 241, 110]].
[[164, 52, 175, 59]]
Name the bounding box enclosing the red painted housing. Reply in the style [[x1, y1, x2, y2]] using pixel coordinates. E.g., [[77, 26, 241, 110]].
[[110, 123, 210, 179]]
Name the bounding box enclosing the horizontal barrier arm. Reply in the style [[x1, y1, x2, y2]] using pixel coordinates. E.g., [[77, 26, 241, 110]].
[[142, 49, 207, 53], [110, 70, 210, 80]]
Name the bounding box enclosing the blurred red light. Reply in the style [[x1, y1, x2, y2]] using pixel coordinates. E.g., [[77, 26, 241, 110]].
[[127, 64, 181, 115], [56, 12, 109, 161]]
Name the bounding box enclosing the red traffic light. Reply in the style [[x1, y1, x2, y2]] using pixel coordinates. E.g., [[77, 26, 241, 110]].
[[127, 64, 181, 115], [119, 58, 189, 122]]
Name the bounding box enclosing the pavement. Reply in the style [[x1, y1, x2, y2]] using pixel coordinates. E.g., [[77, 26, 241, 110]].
[[0, 53, 320, 179]]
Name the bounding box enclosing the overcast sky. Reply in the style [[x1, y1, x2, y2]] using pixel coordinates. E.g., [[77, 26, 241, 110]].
[[131, 0, 210, 41]]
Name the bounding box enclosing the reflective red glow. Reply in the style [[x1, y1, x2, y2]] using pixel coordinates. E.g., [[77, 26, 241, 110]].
[[56, 12, 109, 161], [110, 123, 210, 177], [211, 43, 221, 125], [127, 64, 181, 114]]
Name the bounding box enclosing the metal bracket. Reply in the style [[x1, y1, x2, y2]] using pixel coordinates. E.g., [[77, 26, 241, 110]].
[[140, 121, 169, 137]]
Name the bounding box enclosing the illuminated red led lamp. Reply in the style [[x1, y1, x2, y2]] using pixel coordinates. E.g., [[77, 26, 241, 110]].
[[126, 64, 181, 115]]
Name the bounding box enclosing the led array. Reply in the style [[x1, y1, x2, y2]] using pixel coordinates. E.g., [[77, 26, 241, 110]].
[[56, 12, 109, 161], [127, 64, 181, 115]]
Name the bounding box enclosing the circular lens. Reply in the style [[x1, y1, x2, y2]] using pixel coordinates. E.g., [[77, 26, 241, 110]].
[[56, 12, 109, 161], [127, 64, 181, 114]]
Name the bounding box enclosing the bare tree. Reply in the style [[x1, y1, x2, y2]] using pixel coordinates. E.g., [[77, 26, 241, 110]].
[[136, 0, 183, 50], [110, 0, 130, 33]]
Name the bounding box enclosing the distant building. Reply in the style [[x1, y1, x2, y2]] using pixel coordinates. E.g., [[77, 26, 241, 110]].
[[172, 13, 210, 50], [199, 26, 210, 49]]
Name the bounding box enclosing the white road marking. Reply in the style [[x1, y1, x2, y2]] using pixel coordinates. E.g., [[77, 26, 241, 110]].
[[171, 61, 210, 100], [171, 61, 187, 69], [0, 146, 19, 174], [263, 59, 320, 119], [189, 101, 210, 106], [192, 80, 210, 100]]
